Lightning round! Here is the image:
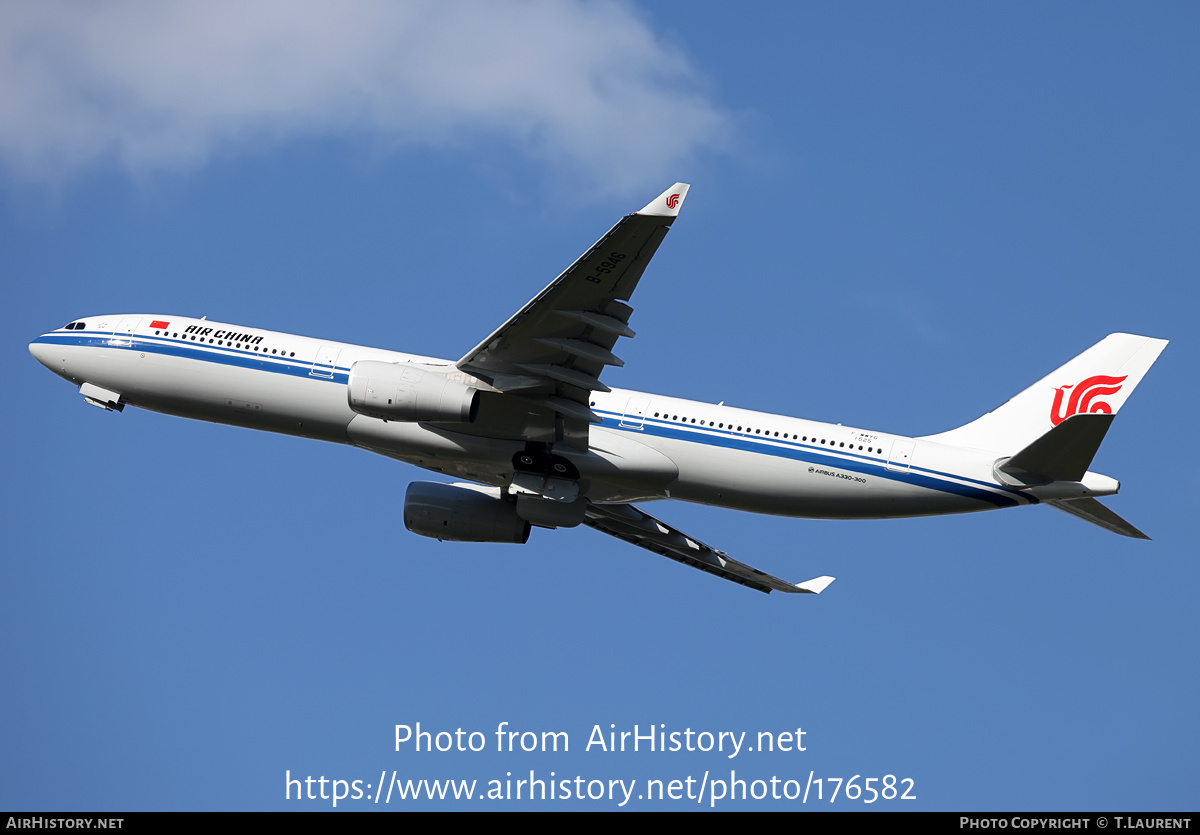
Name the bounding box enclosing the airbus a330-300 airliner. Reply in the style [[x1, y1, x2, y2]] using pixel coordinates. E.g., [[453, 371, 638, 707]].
[[29, 184, 1168, 594]]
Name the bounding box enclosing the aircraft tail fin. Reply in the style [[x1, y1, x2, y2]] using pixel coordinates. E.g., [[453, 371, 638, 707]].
[[923, 333, 1167, 454], [1047, 497, 1150, 540]]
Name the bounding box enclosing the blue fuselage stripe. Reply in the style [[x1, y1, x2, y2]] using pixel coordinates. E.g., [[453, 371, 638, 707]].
[[594, 411, 1023, 509], [35, 332, 350, 383]]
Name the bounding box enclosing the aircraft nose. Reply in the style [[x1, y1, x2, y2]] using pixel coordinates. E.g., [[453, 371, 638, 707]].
[[29, 338, 56, 371]]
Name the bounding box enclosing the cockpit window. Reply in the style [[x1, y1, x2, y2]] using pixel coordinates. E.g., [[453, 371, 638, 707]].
[[64, 321, 85, 330]]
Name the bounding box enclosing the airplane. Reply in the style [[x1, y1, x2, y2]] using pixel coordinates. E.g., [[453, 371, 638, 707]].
[[28, 183, 1168, 595]]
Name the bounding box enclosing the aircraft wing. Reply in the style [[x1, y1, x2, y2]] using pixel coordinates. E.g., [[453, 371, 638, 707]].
[[584, 503, 835, 595], [457, 183, 689, 450]]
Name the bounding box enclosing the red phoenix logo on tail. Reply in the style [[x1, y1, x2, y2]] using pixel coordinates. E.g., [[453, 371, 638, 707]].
[[1050, 375, 1127, 426], [665, 193, 680, 209]]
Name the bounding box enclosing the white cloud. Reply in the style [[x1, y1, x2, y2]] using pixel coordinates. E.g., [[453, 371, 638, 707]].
[[0, 1, 729, 189]]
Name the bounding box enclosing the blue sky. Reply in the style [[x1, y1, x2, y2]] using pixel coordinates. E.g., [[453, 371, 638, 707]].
[[3, 2, 1196, 811]]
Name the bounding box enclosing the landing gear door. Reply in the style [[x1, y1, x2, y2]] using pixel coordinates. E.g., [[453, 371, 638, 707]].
[[619, 397, 650, 429]]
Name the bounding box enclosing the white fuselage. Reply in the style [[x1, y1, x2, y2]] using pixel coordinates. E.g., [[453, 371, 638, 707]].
[[29, 314, 1118, 522]]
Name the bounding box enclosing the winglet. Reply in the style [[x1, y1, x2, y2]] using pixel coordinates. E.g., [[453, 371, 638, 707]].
[[794, 575, 836, 594], [637, 183, 690, 217]]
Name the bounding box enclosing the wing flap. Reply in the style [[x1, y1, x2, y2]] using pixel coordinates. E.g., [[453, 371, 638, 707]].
[[553, 309, 636, 338], [514, 363, 611, 393]]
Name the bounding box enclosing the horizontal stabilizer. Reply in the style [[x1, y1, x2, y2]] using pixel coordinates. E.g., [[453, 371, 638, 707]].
[[1048, 498, 1150, 540], [997, 413, 1114, 485]]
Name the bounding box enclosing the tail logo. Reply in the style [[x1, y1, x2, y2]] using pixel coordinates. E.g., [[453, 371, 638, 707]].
[[665, 193, 680, 209], [1050, 375, 1127, 426]]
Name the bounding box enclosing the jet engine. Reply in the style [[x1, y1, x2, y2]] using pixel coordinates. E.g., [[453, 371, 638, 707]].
[[404, 482, 531, 544], [348, 361, 479, 423]]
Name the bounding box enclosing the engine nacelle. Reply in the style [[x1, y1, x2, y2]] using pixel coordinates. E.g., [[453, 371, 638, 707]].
[[348, 361, 479, 423], [404, 482, 531, 544]]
